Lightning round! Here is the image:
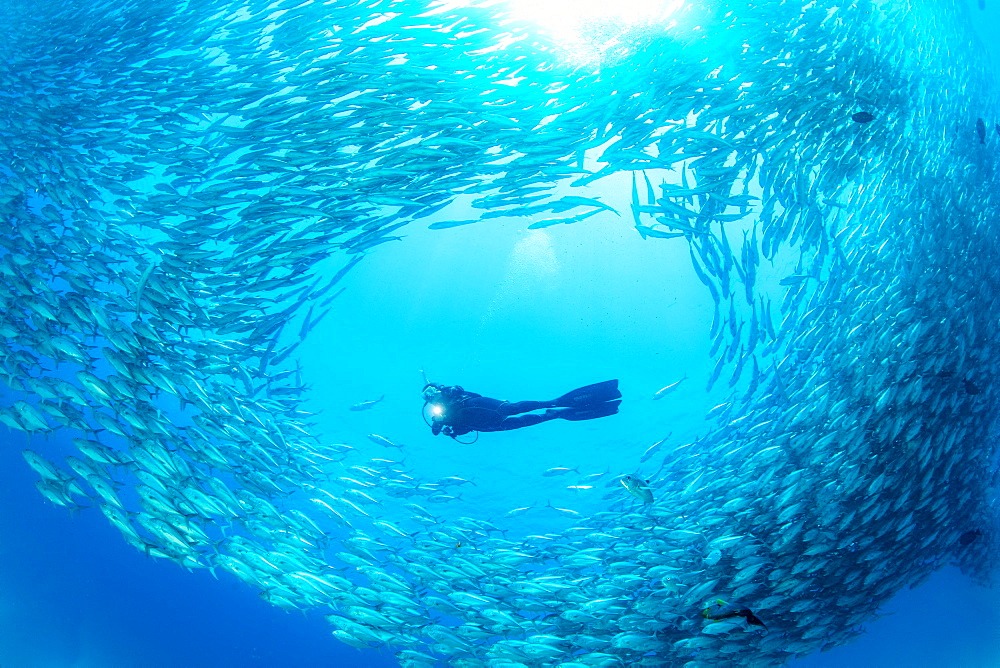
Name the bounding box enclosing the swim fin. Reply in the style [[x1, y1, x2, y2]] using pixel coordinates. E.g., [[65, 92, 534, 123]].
[[558, 399, 621, 421], [555, 380, 621, 407]]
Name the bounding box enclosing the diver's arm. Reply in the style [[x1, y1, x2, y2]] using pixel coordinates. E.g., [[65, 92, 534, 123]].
[[432, 421, 443, 436]]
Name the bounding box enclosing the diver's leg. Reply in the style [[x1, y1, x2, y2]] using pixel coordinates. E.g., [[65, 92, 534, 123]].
[[500, 400, 557, 416], [497, 412, 560, 430]]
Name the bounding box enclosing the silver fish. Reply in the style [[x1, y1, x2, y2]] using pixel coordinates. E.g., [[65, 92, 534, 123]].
[[349, 395, 385, 411], [620, 475, 654, 504]]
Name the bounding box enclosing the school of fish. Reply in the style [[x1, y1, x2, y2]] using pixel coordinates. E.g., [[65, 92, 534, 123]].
[[1, 0, 998, 665]]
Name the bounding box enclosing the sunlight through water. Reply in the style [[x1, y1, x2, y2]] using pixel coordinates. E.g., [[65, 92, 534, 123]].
[[508, 0, 684, 54]]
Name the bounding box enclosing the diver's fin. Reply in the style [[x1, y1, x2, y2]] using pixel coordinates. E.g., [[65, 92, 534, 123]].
[[558, 399, 621, 421], [555, 380, 621, 407]]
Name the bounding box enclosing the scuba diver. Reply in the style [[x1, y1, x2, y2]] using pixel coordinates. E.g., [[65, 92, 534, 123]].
[[422, 379, 622, 440]]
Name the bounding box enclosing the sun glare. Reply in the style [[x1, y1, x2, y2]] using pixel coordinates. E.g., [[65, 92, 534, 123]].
[[507, 0, 683, 49]]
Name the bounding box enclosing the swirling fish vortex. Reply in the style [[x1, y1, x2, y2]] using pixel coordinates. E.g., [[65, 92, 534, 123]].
[[0, 0, 997, 666]]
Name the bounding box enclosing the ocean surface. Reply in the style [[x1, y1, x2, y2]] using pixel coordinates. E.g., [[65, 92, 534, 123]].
[[1, 0, 999, 666]]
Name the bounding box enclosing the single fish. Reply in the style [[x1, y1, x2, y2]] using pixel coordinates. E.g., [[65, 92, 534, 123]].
[[620, 475, 654, 504], [133, 259, 158, 317], [641, 435, 671, 462], [428, 219, 480, 230], [851, 111, 875, 123], [527, 208, 602, 229], [542, 466, 579, 477], [367, 433, 402, 449], [548, 195, 620, 215], [652, 376, 687, 400], [780, 274, 815, 286], [959, 529, 983, 546], [546, 501, 580, 516], [350, 395, 385, 411], [635, 224, 686, 240], [503, 505, 534, 518]]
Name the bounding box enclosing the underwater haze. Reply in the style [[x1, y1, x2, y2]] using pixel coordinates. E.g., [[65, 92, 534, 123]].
[[1, 0, 999, 666]]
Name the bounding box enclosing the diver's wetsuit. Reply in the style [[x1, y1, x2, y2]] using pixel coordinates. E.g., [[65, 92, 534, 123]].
[[431, 387, 556, 436], [426, 380, 622, 439]]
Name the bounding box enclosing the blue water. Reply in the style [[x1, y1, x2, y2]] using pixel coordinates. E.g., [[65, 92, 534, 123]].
[[2, 0, 1000, 666]]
